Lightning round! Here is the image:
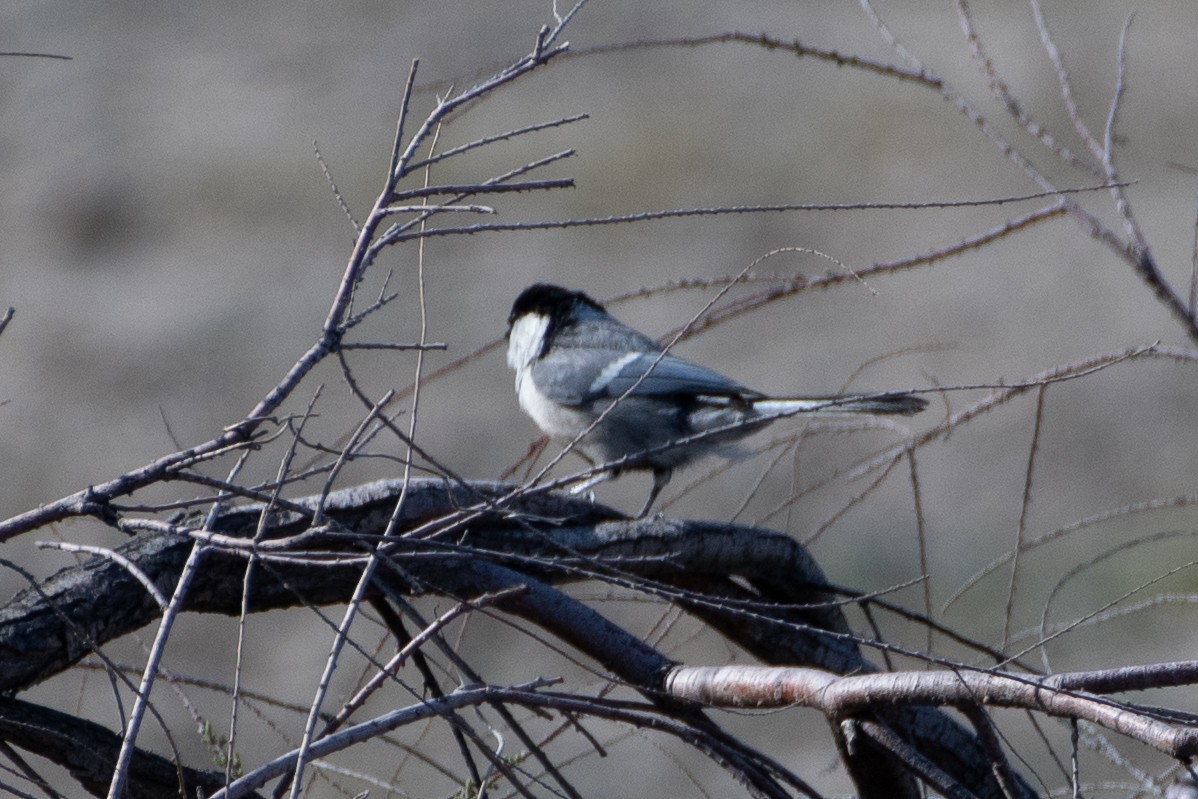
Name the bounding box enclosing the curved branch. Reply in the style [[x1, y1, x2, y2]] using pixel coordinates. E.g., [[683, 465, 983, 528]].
[[665, 664, 1198, 759], [0, 478, 1047, 798], [0, 697, 255, 799]]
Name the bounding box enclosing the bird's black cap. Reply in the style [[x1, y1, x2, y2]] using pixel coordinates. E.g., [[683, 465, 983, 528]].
[[508, 283, 605, 326]]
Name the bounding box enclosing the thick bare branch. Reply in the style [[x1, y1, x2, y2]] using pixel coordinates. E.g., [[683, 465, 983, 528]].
[[1, 479, 1051, 798], [665, 664, 1198, 758], [0, 697, 254, 799]]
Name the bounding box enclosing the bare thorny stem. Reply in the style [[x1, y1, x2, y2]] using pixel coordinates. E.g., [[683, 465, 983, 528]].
[[8, 4, 1198, 799], [0, 6, 1159, 547], [86, 17, 579, 799], [871, 0, 1198, 341], [281, 33, 576, 799], [0, 16, 573, 547], [582, 11, 1198, 345]]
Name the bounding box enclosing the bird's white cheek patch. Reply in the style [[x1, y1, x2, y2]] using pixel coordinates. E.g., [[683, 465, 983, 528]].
[[507, 313, 550, 370]]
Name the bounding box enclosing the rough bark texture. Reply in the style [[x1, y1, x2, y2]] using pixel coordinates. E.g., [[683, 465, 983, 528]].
[[0, 479, 1036, 798]]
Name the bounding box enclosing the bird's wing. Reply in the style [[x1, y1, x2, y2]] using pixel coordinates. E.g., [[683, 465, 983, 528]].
[[531, 348, 751, 405]]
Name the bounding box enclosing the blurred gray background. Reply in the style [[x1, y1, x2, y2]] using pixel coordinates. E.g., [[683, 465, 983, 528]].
[[3, 0, 1198, 796]]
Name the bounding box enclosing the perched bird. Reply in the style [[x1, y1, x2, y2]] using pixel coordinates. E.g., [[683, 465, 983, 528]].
[[506, 283, 926, 516]]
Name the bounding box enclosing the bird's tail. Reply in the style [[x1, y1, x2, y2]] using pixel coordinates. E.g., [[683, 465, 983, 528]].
[[752, 392, 927, 417]]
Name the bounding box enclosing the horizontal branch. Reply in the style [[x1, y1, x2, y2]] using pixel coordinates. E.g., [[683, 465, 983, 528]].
[[665, 664, 1198, 758], [383, 184, 1119, 244], [390, 178, 574, 199], [0, 478, 1042, 798], [211, 681, 823, 799]]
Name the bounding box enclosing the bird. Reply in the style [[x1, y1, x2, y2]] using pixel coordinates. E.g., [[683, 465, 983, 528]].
[[505, 282, 926, 516]]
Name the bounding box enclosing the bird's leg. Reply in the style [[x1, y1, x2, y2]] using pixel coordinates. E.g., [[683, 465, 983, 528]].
[[636, 467, 673, 518]]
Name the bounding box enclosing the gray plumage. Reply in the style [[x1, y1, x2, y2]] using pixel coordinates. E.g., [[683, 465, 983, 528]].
[[506, 283, 926, 515]]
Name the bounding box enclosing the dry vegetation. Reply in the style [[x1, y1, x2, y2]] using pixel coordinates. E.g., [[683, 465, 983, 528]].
[[3, 2, 1198, 797]]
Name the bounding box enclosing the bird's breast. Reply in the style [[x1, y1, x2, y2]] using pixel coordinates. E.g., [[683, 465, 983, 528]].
[[516, 367, 595, 441]]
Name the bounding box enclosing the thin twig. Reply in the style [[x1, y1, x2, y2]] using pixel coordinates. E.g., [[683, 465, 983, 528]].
[[954, 0, 1102, 177], [314, 139, 359, 235], [960, 705, 1029, 799], [0, 51, 71, 60], [391, 179, 574, 199], [1002, 384, 1047, 648], [382, 183, 1124, 244], [1029, 0, 1103, 161], [34, 542, 168, 609], [1103, 13, 1147, 249], [105, 449, 253, 799], [905, 447, 933, 659], [405, 113, 588, 173]]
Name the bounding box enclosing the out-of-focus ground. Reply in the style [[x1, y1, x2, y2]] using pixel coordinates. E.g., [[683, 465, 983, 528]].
[[3, 1, 1198, 795]]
